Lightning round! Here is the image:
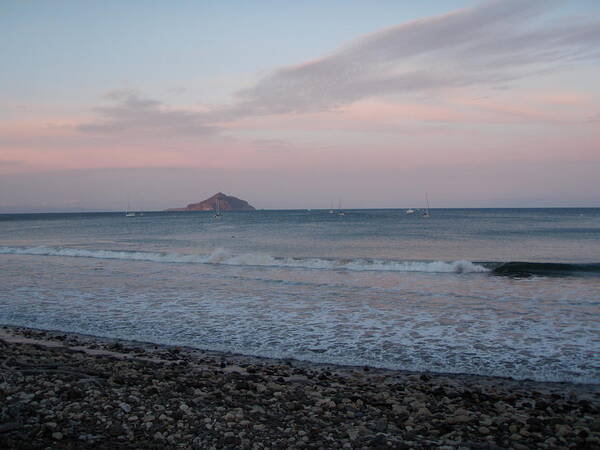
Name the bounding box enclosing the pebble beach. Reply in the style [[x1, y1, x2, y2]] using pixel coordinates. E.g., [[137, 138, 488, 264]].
[[1, 326, 599, 449]]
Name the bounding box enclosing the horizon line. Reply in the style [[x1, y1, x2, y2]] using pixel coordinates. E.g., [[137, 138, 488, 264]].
[[1, 205, 599, 215]]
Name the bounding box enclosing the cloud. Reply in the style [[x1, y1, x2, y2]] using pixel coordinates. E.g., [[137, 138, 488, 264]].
[[78, 0, 600, 137], [229, 0, 600, 117], [78, 90, 217, 137]]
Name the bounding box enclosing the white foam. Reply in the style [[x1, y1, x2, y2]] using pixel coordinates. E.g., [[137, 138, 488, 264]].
[[2, 248, 598, 384], [0, 245, 489, 274]]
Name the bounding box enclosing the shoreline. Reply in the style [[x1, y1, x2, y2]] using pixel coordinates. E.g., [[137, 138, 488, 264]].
[[1, 325, 599, 448], [2, 325, 599, 396]]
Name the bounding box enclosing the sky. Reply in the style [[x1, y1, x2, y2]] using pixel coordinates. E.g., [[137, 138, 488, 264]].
[[1, 0, 600, 211]]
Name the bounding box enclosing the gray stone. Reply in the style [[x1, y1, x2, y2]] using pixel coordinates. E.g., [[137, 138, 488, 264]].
[[118, 402, 131, 413]]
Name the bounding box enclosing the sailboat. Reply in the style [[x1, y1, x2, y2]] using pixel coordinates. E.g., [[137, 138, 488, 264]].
[[213, 199, 223, 219], [329, 201, 335, 214], [336, 198, 345, 216], [421, 193, 431, 218], [125, 198, 136, 217]]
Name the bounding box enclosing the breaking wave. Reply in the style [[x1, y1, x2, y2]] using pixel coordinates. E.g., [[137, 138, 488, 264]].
[[0, 245, 489, 274]]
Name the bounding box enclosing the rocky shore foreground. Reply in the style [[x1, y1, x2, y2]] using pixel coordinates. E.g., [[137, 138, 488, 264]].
[[1, 326, 599, 449]]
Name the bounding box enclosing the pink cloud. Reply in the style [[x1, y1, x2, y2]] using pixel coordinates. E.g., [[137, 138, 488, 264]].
[[532, 92, 588, 106], [2, 85, 599, 179], [223, 92, 595, 138]]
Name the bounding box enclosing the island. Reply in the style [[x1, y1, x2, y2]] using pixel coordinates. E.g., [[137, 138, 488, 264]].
[[166, 192, 255, 211]]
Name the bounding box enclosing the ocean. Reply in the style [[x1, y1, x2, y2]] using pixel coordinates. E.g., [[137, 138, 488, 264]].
[[1, 208, 599, 384]]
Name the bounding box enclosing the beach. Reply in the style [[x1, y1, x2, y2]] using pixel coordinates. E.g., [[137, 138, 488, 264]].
[[1, 325, 599, 449]]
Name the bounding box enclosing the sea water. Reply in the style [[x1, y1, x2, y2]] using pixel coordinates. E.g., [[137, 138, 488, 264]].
[[0, 208, 599, 383]]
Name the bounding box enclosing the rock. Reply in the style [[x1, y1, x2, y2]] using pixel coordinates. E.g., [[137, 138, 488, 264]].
[[374, 419, 388, 432], [447, 414, 472, 424], [356, 425, 369, 436], [556, 424, 572, 436], [392, 404, 408, 415], [513, 444, 530, 450], [118, 402, 131, 413], [416, 407, 431, 417], [480, 415, 493, 426]]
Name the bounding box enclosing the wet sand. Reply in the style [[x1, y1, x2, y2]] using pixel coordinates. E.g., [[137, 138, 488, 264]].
[[1, 325, 599, 449]]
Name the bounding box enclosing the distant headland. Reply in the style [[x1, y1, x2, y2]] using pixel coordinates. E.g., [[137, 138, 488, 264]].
[[166, 193, 255, 211]]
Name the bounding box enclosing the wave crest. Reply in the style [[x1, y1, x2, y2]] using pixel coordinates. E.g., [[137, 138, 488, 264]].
[[0, 245, 489, 274]]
